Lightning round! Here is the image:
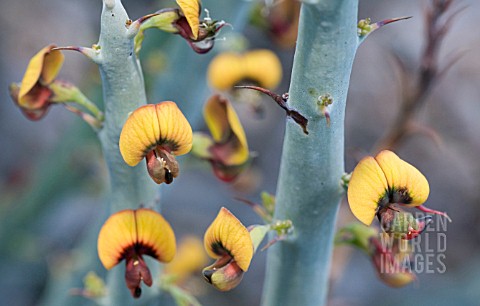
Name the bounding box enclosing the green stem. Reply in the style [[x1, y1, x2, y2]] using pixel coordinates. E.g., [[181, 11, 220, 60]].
[[75, 90, 105, 121], [96, 0, 159, 304], [261, 2, 358, 306], [97, 0, 157, 218], [49, 81, 104, 121]]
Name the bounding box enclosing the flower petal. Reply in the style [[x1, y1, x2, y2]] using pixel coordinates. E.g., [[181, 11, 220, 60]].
[[119, 102, 192, 166], [207, 53, 245, 91], [135, 208, 176, 263], [375, 150, 429, 206], [9, 83, 51, 120], [244, 49, 282, 89], [119, 105, 160, 166], [18, 45, 63, 106], [97, 209, 176, 270], [97, 210, 137, 270], [204, 207, 253, 272], [41, 49, 64, 84], [347, 156, 389, 225], [204, 95, 248, 165], [176, 0, 200, 39], [155, 101, 193, 155]]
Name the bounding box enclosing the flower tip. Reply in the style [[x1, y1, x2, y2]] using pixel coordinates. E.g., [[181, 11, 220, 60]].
[[146, 149, 179, 184], [104, 0, 115, 10], [202, 261, 245, 291], [9, 83, 20, 100]]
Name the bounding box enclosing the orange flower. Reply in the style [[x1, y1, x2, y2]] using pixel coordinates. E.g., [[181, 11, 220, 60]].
[[10, 45, 64, 120], [173, 0, 226, 54], [207, 49, 282, 91], [347, 150, 430, 225], [97, 208, 176, 297], [119, 102, 192, 184], [192, 95, 250, 182], [202, 207, 253, 291], [134, 0, 225, 54]]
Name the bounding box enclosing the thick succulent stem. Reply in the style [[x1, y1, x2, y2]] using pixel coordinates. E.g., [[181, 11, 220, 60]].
[[261, 1, 358, 306], [96, 0, 159, 304], [97, 0, 157, 212]]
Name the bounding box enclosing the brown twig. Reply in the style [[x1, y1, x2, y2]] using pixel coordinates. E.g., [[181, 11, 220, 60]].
[[235, 85, 309, 135], [373, 0, 464, 152]]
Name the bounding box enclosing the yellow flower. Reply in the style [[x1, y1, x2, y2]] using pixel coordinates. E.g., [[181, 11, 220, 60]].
[[176, 0, 200, 40], [207, 49, 282, 91], [97, 208, 176, 298], [202, 207, 253, 291], [347, 150, 430, 226], [175, 0, 226, 53], [192, 94, 250, 182], [134, 0, 225, 55], [10, 45, 64, 120], [119, 101, 193, 185], [164, 236, 208, 284]]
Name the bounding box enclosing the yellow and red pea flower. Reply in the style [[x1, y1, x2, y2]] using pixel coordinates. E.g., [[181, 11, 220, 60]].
[[370, 234, 416, 287], [192, 94, 250, 182], [203, 207, 254, 291], [175, 0, 200, 40], [9, 45, 64, 120], [134, 0, 225, 55], [119, 101, 193, 185], [336, 223, 415, 288], [174, 0, 226, 54], [347, 150, 433, 226], [207, 49, 282, 92], [164, 235, 208, 284], [97, 208, 176, 298]]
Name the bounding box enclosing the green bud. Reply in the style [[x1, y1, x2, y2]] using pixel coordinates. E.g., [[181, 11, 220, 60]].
[[83, 271, 106, 298], [261, 191, 276, 215], [191, 132, 215, 159]]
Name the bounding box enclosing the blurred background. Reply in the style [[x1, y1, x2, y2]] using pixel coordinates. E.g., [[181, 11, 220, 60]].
[[1, 0, 479, 305]]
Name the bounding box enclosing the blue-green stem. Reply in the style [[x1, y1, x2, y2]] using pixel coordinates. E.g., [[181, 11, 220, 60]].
[[261, 1, 358, 306], [96, 0, 159, 304]]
